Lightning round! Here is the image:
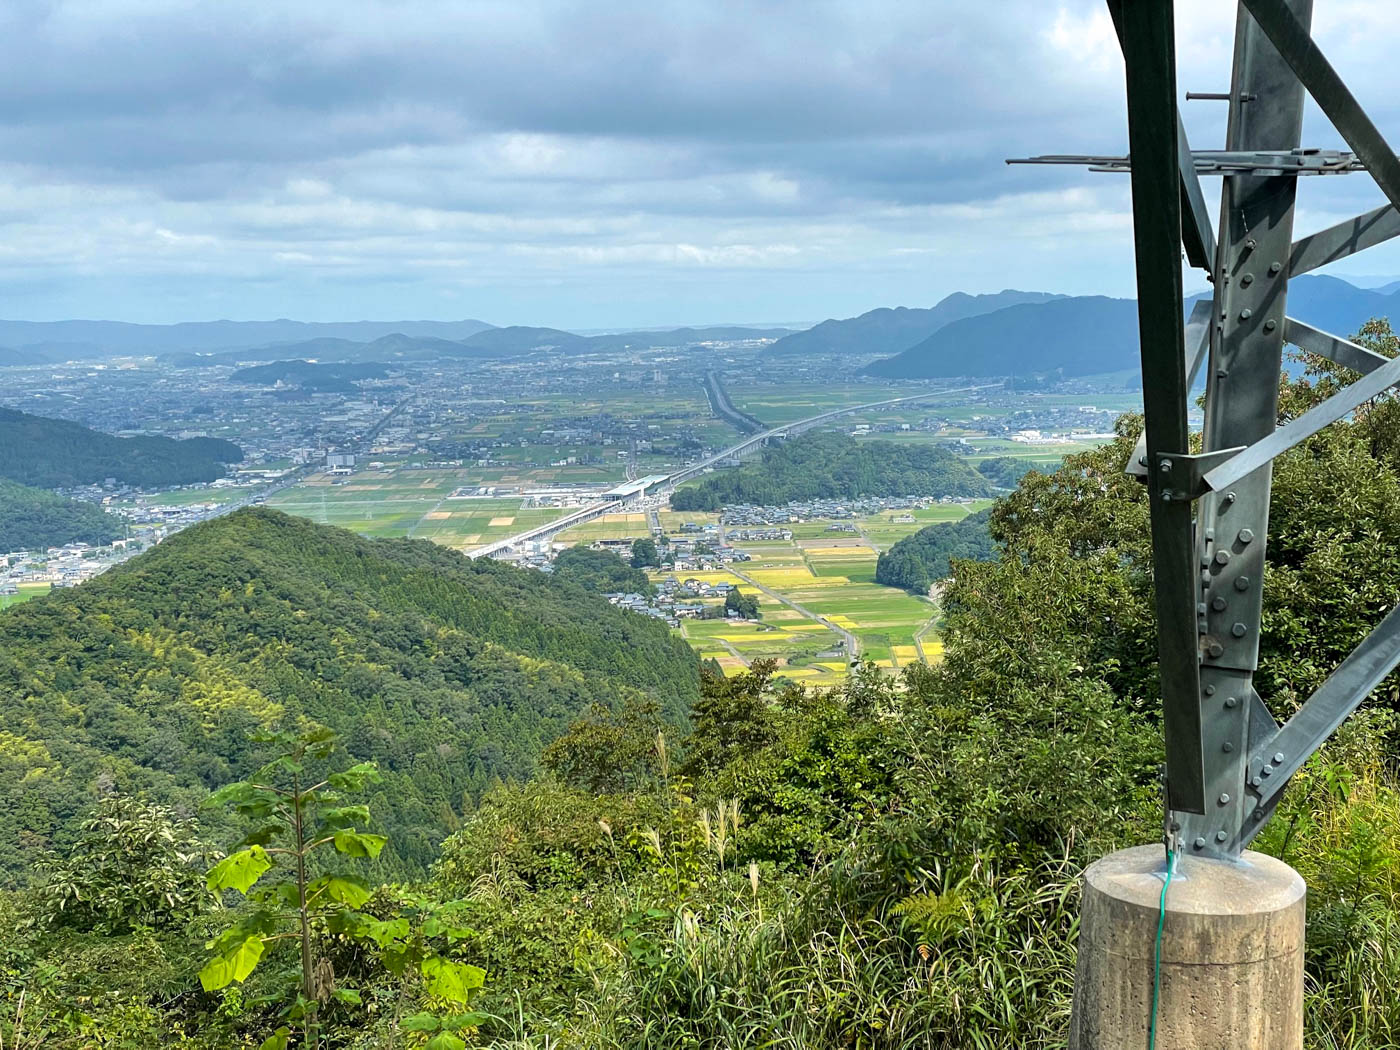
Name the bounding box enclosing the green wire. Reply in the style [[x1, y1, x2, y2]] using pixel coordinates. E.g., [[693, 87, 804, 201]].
[[1148, 848, 1176, 1050]]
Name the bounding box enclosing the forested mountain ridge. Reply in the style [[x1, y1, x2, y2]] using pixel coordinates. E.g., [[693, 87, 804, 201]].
[[0, 509, 698, 881], [863, 274, 1400, 379], [0, 479, 122, 552], [763, 290, 1062, 357], [670, 431, 993, 511], [0, 407, 243, 488]]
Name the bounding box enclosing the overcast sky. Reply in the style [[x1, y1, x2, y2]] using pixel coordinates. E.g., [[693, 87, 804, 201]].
[[4, 0, 1400, 328]]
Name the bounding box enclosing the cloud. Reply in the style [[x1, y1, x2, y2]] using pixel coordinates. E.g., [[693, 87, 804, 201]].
[[2, 0, 1400, 326]]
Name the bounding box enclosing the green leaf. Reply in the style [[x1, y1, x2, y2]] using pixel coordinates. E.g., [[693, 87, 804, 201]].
[[315, 805, 371, 835], [425, 1033, 466, 1050], [420, 956, 485, 1007], [327, 762, 382, 792], [401, 1013, 441, 1032], [257, 1028, 290, 1050], [359, 916, 410, 949], [239, 823, 285, 847], [332, 988, 362, 1004], [207, 847, 271, 894], [442, 1012, 490, 1030], [316, 875, 373, 909], [332, 829, 387, 858], [198, 935, 265, 991]]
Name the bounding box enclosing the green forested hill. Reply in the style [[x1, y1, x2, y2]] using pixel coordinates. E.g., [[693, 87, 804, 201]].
[[0, 509, 698, 881], [670, 431, 993, 511], [0, 407, 243, 488], [0, 479, 121, 552], [874, 508, 997, 592]]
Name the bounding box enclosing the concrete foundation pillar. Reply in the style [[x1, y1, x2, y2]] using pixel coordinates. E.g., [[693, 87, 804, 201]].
[[1069, 843, 1306, 1050]]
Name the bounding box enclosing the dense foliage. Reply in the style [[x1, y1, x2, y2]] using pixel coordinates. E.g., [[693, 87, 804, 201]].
[[873, 508, 996, 593], [670, 431, 992, 511], [0, 407, 243, 488], [976, 455, 1033, 488], [724, 588, 760, 619], [551, 545, 651, 594], [629, 537, 660, 569], [9, 330, 1400, 1047], [0, 478, 121, 552], [0, 509, 698, 882]]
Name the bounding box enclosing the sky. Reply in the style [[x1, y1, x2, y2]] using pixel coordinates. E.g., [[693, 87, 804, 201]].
[[5, 0, 1400, 329]]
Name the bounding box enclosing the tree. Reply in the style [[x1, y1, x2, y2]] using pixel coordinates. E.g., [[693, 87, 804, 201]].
[[200, 727, 432, 1050], [38, 795, 211, 935], [630, 537, 660, 569], [553, 545, 651, 594], [724, 588, 760, 620], [541, 695, 667, 793]]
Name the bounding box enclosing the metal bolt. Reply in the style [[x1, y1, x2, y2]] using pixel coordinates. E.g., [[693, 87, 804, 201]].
[[1246, 239, 1258, 251], [1274, 752, 1285, 764], [1234, 576, 1250, 592], [1241, 273, 1254, 286], [1262, 764, 1273, 775], [1240, 308, 1253, 320], [1197, 602, 1207, 615], [1204, 684, 1216, 696], [1194, 836, 1207, 849], [1219, 793, 1231, 804], [1224, 696, 1238, 709], [1224, 491, 1236, 504], [1223, 741, 1234, 753], [1160, 459, 1173, 473], [1216, 831, 1229, 842], [1268, 260, 1281, 274], [1251, 775, 1262, 787], [1264, 319, 1277, 332], [1238, 528, 1254, 543], [1254, 809, 1264, 820], [1139, 455, 1148, 467], [1215, 550, 1231, 565], [1161, 491, 1173, 502], [1208, 642, 1224, 658], [1212, 596, 1227, 611], [1231, 622, 1247, 638]]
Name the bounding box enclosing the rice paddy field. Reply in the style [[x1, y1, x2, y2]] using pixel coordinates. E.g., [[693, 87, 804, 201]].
[[264, 469, 571, 551], [646, 501, 995, 687]]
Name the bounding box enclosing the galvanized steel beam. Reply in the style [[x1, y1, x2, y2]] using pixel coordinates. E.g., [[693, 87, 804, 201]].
[[1118, 0, 1206, 813]]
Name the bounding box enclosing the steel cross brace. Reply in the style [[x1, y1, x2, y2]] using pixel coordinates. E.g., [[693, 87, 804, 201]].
[[1043, 0, 1400, 859]]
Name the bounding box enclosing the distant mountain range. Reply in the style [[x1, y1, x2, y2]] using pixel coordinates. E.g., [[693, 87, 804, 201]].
[[0, 318, 498, 364], [863, 274, 1400, 379], [7, 274, 1398, 375], [0, 320, 796, 367], [763, 290, 1064, 357]]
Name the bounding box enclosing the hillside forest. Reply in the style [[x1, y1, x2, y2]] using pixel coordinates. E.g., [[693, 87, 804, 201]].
[[670, 431, 993, 511], [0, 479, 122, 552], [0, 407, 243, 488], [5, 328, 1400, 1048]]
